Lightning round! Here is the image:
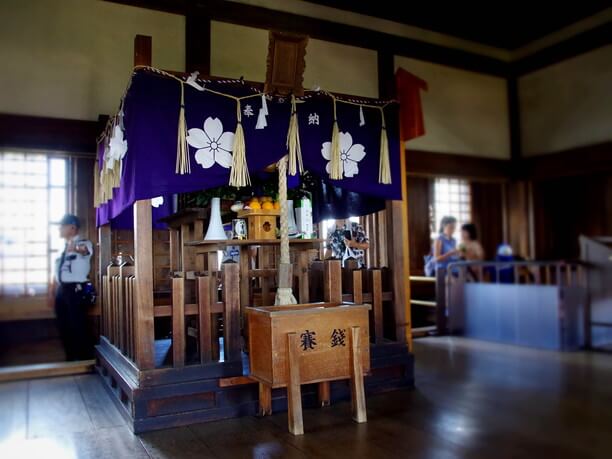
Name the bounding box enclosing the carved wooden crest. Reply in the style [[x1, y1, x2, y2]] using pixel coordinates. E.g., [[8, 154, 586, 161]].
[[265, 31, 308, 96]]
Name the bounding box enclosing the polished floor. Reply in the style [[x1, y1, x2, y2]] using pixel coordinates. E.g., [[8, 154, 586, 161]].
[[1, 337, 611, 458]]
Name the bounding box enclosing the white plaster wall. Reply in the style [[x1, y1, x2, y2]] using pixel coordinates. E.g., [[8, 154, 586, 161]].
[[211, 22, 379, 98], [519, 45, 612, 156], [210, 21, 268, 81], [0, 0, 185, 121], [395, 56, 510, 159], [303, 39, 378, 98]]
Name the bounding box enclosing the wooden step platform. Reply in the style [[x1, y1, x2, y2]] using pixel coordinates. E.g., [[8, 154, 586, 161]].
[[95, 339, 413, 433]]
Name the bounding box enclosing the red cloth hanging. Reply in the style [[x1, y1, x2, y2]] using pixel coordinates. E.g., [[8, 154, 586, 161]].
[[395, 68, 428, 141]]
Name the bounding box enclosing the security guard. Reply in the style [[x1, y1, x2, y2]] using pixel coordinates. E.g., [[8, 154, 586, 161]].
[[54, 214, 94, 360]]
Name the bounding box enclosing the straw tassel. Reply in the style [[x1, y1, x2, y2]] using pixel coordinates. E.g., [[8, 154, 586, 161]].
[[359, 104, 365, 126], [93, 160, 100, 208], [175, 82, 191, 175], [286, 95, 303, 176], [229, 101, 251, 187], [378, 108, 391, 184], [329, 97, 343, 180]]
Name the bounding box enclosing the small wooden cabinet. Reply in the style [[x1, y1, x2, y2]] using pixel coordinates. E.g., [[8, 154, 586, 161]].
[[237, 209, 279, 240]]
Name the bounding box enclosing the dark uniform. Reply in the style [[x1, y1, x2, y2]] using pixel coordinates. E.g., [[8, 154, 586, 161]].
[[55, 217, 94, 361]]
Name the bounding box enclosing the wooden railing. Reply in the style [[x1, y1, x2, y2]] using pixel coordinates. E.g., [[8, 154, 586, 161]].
[[444, 260, 588, 348], [308, 259, 393, 344], [446, 260, 586, 288], [101, 263, 241, 368], [101, 264, 135, 360]]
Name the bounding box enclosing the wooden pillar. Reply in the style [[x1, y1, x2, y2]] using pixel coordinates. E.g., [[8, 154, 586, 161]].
[[505, 180, 535, 259], [197, 276, 213, 363], [324, 260, 342, 302], [370, 269, 384, 344], [98, 224, 111, 298], [133, 200, 155, 370], [386, 132, 412, 347], [320, 259, 342, 406], [172, 277, 185, 368], [169, 229, 180, 272], [223, 263, 241, 362]]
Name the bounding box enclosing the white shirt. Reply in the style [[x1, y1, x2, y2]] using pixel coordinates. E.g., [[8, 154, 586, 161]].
[[55, 235, 93, 283]]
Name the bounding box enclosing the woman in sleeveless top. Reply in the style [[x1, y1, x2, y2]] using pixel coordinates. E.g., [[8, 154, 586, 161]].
[[433, 216, 460, 271]]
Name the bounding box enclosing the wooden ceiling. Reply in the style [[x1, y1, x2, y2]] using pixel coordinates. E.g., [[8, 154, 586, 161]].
[[306, 1, 611, 49]]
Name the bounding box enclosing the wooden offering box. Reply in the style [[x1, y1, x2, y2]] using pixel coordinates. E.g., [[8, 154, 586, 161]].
[[237, 208, 280, 240], [247, 302, 371, 435], [247, 302, 371, 387]]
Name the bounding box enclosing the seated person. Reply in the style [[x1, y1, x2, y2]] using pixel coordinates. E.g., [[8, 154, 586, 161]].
[[326, 221, 369, 267], [459, 223, 484, 261]]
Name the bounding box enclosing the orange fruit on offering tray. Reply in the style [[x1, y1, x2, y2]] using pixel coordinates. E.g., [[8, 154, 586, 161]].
[[273, 201, 280, 209], [262, 201, 274, 210], [249, 201, 261, 209]]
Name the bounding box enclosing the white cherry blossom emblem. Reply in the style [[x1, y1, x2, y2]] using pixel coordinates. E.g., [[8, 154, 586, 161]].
[[321, 132, 366, 178], [187, 117, 234, 169]]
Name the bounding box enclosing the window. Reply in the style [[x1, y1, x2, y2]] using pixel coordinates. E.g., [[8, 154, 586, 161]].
[[0, 151, 69, 297], [432, 177, 471, 239]]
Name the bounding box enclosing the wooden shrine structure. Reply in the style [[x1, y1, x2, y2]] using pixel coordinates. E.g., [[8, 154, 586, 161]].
[[95, 34, 413, 433]]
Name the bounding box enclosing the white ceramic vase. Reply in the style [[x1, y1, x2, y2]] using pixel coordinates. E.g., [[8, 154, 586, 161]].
[[205, 197, 227, 240], [287, 200, 298, 235]]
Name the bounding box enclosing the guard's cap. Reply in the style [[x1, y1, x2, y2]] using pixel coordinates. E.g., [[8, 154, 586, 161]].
[[59, 214, 81, 228]]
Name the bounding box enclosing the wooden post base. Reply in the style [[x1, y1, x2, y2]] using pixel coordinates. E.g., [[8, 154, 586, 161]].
[[349, 326, 367, 423], [258, 383, 272, 416], [318, 381, 331, 407], [286, 332, 304, 435], [272, 326, 367, 435]]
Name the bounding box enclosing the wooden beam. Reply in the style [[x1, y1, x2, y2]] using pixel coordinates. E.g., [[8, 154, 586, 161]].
[[106, 0, 508, 76], [513, 21, 612, 76], [406, 150, 509, 181], [0, 114, 99, 153], [133, 200, 155, 370], [134, 34, 152, 67], [377, 50, 395, 99], [185, 6, 211, 74], [0, 360, 95, 383], [507, 75, 522, 171]]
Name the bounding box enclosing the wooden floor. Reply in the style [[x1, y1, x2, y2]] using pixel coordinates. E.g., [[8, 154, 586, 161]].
[[1, 337, 612, 458]]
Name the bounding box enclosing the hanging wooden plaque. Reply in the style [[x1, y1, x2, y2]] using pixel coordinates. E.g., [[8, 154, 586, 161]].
[[265, 31, 308, 96]]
